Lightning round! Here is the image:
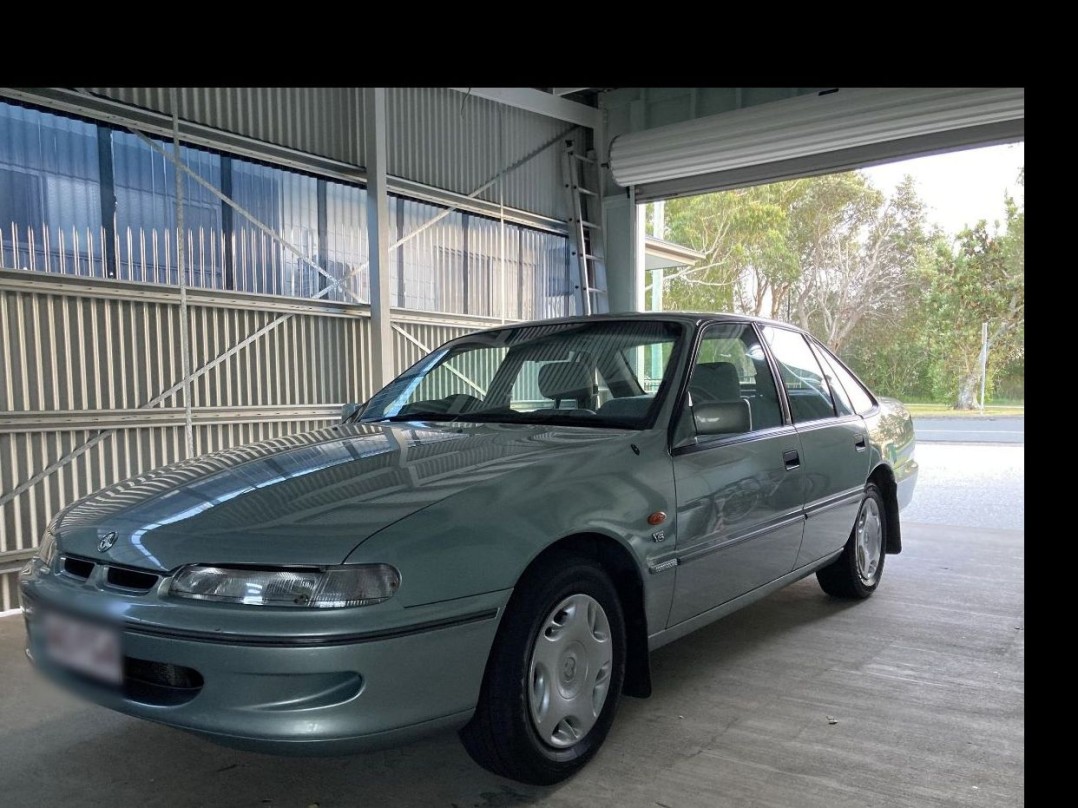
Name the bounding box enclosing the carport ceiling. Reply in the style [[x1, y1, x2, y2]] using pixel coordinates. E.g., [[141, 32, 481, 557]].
[[607, 87, 1025, 202]]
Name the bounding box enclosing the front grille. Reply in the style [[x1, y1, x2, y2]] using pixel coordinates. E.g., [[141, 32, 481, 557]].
[[62, 557, 95, 579], [106, 567, 159, 592], [58, 555, 159, 593]]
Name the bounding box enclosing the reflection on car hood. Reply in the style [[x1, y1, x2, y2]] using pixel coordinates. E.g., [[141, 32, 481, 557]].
[[54, 421, 627, 572]]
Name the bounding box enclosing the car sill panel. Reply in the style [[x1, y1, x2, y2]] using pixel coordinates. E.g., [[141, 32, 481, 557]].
[[648, 551, 842, 651]]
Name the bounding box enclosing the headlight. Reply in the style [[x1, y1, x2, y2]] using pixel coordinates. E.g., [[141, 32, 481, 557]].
[[167, 564, 401, 608]]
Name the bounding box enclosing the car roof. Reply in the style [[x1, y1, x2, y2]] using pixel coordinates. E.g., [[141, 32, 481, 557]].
[[466, 311, 802, 335]]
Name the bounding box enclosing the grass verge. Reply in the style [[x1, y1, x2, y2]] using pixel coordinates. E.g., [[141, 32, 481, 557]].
[[903, 402, 1025, 417]]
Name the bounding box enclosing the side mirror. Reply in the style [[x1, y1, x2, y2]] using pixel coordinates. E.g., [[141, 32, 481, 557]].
[[694, 401, 751, 436], [341, 402, 363, 423]]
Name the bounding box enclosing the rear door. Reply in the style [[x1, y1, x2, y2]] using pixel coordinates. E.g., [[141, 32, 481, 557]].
[[760, 326, 870, 568]]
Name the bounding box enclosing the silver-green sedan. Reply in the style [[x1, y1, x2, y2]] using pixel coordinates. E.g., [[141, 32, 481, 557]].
[[19, 313, 917, 784]]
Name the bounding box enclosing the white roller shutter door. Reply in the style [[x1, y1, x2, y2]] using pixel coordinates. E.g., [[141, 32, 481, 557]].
[[609, 87, 1024, 201]]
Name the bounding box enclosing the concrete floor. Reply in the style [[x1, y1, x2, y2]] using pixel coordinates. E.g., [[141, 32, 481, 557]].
[[0, 519, 1024, 808], [902, 444, 1023, 532]]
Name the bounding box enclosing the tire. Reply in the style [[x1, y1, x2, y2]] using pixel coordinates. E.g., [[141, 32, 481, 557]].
[[816, 483, 887, 599], [460, 553, 626, 785]]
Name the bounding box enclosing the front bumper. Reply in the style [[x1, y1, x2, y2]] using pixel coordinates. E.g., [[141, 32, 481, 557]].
[[20, 563, 509, 754]]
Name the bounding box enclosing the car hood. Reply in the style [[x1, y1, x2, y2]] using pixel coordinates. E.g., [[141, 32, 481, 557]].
[[54, 421, 629, 573]]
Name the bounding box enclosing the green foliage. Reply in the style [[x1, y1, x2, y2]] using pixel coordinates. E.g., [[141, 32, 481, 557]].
[[663, 181, 806, 314], [790, 174, 929, 352], [661, 166, 1024, 406], [842, 302, 935, 401], [919, 203, 1025, 407]]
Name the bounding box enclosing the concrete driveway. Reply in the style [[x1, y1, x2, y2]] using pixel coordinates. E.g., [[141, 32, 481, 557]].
[[0, 440, 1024, 808]]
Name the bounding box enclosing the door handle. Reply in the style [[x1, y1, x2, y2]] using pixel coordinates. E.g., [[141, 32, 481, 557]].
[[783, 449, 800, 470], [854, 433, 867, 451]]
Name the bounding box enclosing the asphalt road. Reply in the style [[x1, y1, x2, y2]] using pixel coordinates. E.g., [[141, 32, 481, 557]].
[[914, 416, 1024, 444]]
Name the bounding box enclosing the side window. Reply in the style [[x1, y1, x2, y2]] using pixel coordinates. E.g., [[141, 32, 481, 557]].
[[814, 344, 877, 415], [809, 343, 854, 417], [761, 327, 837, 423], [682, 323, 784, 440]]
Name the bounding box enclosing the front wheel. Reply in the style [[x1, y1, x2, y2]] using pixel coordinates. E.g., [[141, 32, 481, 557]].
[[460, 554, 626, 785], [816, 483, 887, 599]]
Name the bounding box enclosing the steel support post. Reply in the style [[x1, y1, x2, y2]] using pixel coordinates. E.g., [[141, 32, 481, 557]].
[[364, 88, 394, 390], [171, 88, 195, 459], [602, 189, 645, 313]]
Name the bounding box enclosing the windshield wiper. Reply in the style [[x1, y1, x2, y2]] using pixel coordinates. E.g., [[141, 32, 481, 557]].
[[369, 412, 461, 423]]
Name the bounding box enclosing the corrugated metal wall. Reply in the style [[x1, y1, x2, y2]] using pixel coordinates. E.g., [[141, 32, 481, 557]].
[[90, 87, 367, 170], [386, 88, 569, 221], [0, 87, 576, 612], [86, 87, 569, 222], [0, 269, 504, 611], [600, 87, 819, 139]]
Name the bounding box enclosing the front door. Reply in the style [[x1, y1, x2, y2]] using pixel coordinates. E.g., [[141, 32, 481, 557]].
[[668, 322, 805, 627]]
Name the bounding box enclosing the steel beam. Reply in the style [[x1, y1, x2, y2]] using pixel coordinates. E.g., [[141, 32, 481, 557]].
[[172, 89, 195, 459], [365, 88, 394, 391], [0, 406, 340, 433], [450, 88, 600, 129]]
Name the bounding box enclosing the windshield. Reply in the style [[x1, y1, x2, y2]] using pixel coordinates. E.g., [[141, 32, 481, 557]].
[[360, 320, 685, 429]]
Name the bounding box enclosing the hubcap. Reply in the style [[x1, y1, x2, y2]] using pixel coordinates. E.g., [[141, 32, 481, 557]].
[[528, 593, 613, 749], [855, 497, 883, 585]]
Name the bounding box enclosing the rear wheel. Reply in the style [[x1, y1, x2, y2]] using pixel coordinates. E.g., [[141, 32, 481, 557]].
[[460, 554, 626, 785], [817, 483, 887, 599]]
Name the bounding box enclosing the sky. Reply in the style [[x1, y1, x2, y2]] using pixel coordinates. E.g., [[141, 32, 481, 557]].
[[861, 142, 1024, 236]]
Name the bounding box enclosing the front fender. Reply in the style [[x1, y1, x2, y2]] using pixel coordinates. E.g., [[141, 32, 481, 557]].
[[344, 429, 677, 633]]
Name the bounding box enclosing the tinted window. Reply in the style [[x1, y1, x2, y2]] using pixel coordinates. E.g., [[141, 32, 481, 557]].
[[684, 322, 784, 437], [814, 343, 877, 415], [809, 342, 854, 417], [761, 327, 837, 423]]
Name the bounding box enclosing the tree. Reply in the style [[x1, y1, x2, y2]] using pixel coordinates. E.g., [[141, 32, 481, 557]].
[[662, 172, 931, 352], [790, 174, 930, 354], [921, 176, 1024, 408], [662, 181, 805, 316], [660, 166, 1023, 408], [842, 288, 935, 401]]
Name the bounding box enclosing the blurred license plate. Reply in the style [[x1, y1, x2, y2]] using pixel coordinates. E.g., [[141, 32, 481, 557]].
[[42, 612, 122, 685]]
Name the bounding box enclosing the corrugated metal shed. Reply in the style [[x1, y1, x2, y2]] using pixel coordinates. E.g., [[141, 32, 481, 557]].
[[86, 87, 570, 221], [386, 88, 571, 221], [90, 87, 366, 168]]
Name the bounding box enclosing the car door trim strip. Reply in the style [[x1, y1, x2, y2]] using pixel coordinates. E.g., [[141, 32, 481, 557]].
[[675, 511, 806, 565], [803, 486, 864, 516]]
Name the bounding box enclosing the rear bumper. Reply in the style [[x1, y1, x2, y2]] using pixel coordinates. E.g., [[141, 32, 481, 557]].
[[20, 577, 509, 754], [896, 457, 918, 511]]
